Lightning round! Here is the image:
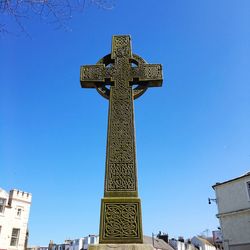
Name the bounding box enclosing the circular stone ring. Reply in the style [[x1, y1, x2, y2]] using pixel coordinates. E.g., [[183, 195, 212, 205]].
[[96, 54, 148, 100]]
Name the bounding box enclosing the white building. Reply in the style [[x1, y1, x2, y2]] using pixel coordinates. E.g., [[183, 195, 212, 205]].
[[69, 238, 84, 250], [191, 236, 216, 250], [48, 235, 99, 250], [169, 238, 196, 250], [82, 235, 98, 250], [212, 172, 250, 250], [28, 247, 48, 250], [169, 239, 185, 250], [70, 235, 98, 250], [0, 188, 32, 250]]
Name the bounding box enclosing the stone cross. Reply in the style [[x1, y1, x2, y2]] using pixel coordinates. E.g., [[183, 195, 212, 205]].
[[80, 35, 163, 244]]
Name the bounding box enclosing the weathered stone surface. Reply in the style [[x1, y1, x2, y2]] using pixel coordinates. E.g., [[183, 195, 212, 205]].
[[99, 198, 143, 244]]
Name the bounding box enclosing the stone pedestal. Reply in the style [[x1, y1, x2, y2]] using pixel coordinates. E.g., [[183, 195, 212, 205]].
[[88, 244, 154, 250]]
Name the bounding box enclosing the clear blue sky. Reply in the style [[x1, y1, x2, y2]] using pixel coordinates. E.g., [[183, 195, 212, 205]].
[[1, 0, 250, 246]]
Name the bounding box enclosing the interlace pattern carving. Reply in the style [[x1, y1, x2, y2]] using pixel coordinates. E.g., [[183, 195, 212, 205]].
[[112, 36, 131, 58], [81, 65, 105, 81], [80, 65, 114, 88], [131, 64, 162, 81], [103, 203, 139, 239], [107, 163, 135, 190], [105, 54, 137, 192]]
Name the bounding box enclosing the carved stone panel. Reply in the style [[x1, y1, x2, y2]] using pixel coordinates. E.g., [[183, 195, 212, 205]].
[[107, 163, 135, 191], [111, 36, 132, 59], [99, 198, 143, 244], [105, 86, 137, 195]]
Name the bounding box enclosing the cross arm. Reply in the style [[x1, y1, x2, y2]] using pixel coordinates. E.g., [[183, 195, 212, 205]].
[[80, 64, 111, 88], [131, 64, 163, 87]]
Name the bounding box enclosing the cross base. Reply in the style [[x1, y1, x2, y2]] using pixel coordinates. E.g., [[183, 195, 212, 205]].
[[99, 198, 143, 244], [88, 244, 154, 250]]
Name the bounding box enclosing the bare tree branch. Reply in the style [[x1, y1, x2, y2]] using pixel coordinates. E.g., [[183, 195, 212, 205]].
[[0, 0, 115, 36]]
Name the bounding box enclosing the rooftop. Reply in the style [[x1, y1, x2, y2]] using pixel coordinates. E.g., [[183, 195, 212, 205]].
[[196, 236, 214, 246], [212, 172, 250, 189], [143, 236, 174, 250]]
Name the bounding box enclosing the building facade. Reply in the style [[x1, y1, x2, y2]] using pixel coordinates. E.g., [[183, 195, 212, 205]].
[[213, 172, 250, 250], [82, 235, 98, 250], [28, 247, 48, 250], [169, 238, 197, 250], [45, 235, 99, 250], [169, 239, 185, 250], [0, 188, 32, 250]]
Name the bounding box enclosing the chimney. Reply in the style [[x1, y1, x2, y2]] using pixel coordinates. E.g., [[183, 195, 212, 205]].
[[157, 232, 169, 243], [178, 236, 184, 243]]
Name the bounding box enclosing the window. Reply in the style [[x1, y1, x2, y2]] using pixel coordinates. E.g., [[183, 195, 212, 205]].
[[0, 198, 6, 213], [247, 181, 250, 199], [90, 237, 95, 244], [17, 208, 22, 216], [10, 228, 20, 246]]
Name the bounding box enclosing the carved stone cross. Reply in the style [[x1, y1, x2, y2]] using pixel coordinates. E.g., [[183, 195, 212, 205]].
[[80, 35, 163, 244]]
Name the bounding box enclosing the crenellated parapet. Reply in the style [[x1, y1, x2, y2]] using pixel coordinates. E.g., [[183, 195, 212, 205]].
[[8, 189, 32, 206]]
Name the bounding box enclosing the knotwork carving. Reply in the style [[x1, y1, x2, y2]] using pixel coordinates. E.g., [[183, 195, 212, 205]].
[[112, 36, 131, 58], [103, 203, 139, 238], [107, 163, 135, 190], [106, 77, 136, 191], [95, 54, 148, 100], [81, 65, 105, 81], [132, 64, 162, 81]]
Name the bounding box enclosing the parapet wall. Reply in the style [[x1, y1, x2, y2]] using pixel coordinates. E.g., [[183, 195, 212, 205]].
[[9, 189, 32, 204]]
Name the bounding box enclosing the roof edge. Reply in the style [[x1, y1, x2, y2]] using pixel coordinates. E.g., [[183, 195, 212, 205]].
[[212, 172, 250, 189]]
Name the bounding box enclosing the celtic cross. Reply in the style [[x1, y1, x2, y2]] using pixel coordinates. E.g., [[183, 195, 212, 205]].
[[80, 35, 163, 244]]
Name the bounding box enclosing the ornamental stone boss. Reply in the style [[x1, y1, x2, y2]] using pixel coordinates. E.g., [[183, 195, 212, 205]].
[[80, 35, 163, 244]]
